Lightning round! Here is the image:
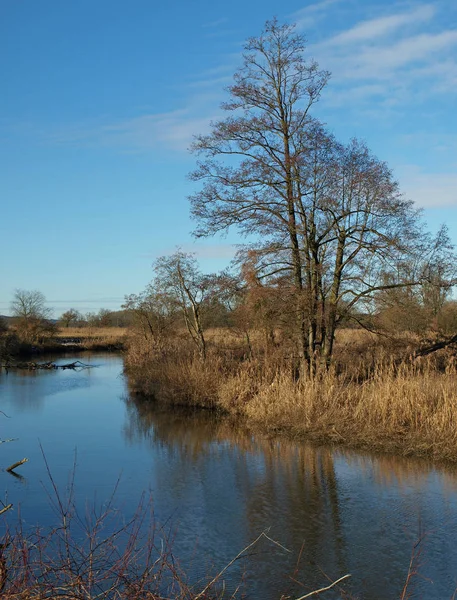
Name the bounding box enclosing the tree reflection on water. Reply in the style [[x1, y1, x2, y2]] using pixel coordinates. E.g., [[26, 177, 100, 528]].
[[123, 392, 457, 599]]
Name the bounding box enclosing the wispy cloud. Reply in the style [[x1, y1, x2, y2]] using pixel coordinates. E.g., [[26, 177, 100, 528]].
[[142, 243, 238, 261], [292, 0, 346, 29], [202, 17, 228, 29], [398, 165, 457, 207], [309, 2, 457, 109], [47, 298, 123, 304], [44, 104, 222, 153], [323, 4, 435, 45]]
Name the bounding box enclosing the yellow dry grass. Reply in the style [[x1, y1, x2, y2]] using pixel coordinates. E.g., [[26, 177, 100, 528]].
[[55, 326, 128, 340], [125, 329, 457, 462]]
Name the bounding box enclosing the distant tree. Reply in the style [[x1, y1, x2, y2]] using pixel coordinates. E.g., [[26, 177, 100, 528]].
[[10, 289, 55, 343], [85, 312, 98, 328], [123, 286, 177, 347], [60, 308, 82, 328], [0, 317, 8, 335], [11, 289, 51, 321], [97, 309, 114, 327]]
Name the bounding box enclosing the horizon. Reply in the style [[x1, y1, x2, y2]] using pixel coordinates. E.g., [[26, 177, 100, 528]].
[[1, 0, 456, 318]]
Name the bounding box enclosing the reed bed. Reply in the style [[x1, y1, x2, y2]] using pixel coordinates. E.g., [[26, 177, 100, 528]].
[[125, 332, 457, 462]]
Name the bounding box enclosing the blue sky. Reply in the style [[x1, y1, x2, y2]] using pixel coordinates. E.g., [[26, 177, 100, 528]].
[[1, 0, 456, 316]]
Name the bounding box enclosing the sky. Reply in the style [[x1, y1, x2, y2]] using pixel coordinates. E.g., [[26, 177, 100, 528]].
[[1, 0, 456, 317]]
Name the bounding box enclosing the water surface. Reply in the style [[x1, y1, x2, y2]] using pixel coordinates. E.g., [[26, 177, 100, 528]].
[[1, 354, 457, 599]]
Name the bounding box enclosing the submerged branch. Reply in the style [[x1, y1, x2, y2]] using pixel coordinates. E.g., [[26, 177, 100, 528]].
[[0, 360, 94, 371], [6, 458, 28, 473], [0, 504, 13, 516]]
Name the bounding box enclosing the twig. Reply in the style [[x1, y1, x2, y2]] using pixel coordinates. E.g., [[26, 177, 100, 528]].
[[0, 504, 13, 516], [294, 574, 351, 599], [194, 531, 287, 600], [6, 458, 29, 473]]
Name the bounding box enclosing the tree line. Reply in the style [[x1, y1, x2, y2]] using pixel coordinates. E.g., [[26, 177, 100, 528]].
[[0, 289, 128, 347]]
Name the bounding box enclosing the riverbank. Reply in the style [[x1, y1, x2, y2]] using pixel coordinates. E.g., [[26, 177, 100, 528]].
[[125, 334, 457, 464], [0, 327, 126, 363]]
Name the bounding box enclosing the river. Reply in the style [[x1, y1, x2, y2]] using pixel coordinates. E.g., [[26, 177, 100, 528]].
[[1, 353, 457, 599]]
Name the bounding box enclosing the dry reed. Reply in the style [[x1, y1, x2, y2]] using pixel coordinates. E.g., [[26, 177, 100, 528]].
[[125, 331, 457, 462]]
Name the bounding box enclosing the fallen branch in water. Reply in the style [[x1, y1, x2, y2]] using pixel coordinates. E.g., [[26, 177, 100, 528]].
[[6, 458, 28, 473], [0, 360, 93, 371]]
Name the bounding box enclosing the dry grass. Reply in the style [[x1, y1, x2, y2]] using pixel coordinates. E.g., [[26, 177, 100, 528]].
[[125, 329, 457, 462], [53, 327, 128, 351], [55, 326, 128, 340], [229, 361, 457, 460]]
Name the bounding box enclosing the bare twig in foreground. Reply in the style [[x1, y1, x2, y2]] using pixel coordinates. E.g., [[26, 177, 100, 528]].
[[0, 504, 13, 516], [194, 530, 289, 600], [294, 574, 352, 599]]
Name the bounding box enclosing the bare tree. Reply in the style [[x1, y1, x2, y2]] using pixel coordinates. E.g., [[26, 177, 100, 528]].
[[189, 19, 454, 369], [123, 286, 177, 348], [60, 309, 82, 328], [97, 309, 114, 327], [190, 19, 329, 367], [154, 252, 214, 360], [10, 289, 54, 343]]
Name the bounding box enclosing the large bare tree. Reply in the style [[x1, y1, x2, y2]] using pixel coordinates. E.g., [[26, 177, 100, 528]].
[[189, 19, 452, 368], [190, 19, 328, 366]]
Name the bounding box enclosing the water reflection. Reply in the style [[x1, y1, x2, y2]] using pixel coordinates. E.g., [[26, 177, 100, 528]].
[[2, 356, 457, 599], [0, 364, 92, 413], [124, 393, 457, 599]]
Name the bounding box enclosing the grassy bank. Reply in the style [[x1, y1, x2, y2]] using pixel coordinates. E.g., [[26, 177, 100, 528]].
[[0, 327, 127, 362], [53, 326, 128, 351], [124, 331, 457, 463]]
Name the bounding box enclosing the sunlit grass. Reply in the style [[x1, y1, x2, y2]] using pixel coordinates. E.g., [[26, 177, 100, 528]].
[[55, 326, 128, 339], [125, 329, 457, 462]]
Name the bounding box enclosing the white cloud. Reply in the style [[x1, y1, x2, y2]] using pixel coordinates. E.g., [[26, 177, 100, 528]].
[[398, 166, 457, 207], [350, 31, 457, 74], [309, 3, 457, 107], [45, 105, 223, 154], [323, 4, 435, 45], [292, 0, 346, 29]]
